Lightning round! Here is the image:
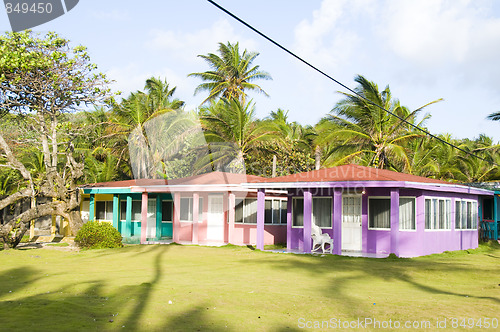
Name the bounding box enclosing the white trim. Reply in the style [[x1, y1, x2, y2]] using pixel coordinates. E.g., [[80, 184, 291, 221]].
[[242, 181, 494, 195], [312, 196, 333, 229], [424, 196, 452, 231], [119, 199, 142, 222], [454, 198, 478, 230], [399, 196, 417, 231]]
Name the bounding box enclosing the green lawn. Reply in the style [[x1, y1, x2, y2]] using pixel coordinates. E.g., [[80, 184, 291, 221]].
[[0, 243, 499, 332]]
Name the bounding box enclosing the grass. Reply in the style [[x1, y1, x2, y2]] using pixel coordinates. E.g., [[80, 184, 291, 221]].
[[44, 242, 70, 247], [0, 243, 499, 332]]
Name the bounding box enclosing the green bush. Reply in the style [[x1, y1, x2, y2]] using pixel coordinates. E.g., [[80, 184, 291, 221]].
[[75, 221, 123, 249]]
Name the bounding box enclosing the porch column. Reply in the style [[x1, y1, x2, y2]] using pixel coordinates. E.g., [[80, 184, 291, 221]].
[[228, 192, 235, 244], [113, 194, 119, 230], [223, 192, 228, 243], [494, 195, 499, 240], [303, 189, 312, 253], [333, 189, 342, 255], [89, 194, 95, 221], [125, 195, 132, 238], [256, 188, 265, 250], [141, 192, 148, 243], [192, 193, 199, 244], [173, 193, 180, 243], [286, 191, 292, 250], [390, 188, 400, 256], [156, 196, 162, 239]]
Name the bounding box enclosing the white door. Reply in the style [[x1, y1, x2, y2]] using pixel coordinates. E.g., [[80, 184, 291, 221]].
[[342, 196, 362, 251], [146, 199, 156, 238], [207, 195, 224, 241]]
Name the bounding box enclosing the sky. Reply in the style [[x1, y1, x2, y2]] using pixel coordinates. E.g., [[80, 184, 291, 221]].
[[2, 0, 500, 141]]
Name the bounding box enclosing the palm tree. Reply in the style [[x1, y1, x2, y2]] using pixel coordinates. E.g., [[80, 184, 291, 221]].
[[454, 135, 500, 183], [197, 98, 276, 173], [317, 75, 441, 171], [189, 42, 272, 105], [107, 77, 186, 178], [144, 77, 185, 112]]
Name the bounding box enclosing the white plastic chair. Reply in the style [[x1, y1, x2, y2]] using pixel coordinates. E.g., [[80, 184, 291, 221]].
[[311, 222, 333, 254]]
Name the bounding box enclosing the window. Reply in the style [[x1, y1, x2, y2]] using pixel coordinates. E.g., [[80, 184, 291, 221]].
[[180, 197, 203, 222], [482, 198, 493, 220], [235, 198, 258, 223], [455, 199, 478, 230], [343, 196, 362, 224], [264, 199, 287, 224], [280, 200, 287, 224], [292, 198, 304, 227], [399, 197, 416, 230], [313, 197, 332, 228], [425, 198, 451, 230], [95, 201, 113, 221], [369, 198, 390, 229], [162, 201, 173, 222], [292, 197, 331, 228], [120, 200, 141, 221]]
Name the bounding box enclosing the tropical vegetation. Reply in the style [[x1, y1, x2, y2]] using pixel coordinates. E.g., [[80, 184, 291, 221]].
[[1, 31, 499, 245]]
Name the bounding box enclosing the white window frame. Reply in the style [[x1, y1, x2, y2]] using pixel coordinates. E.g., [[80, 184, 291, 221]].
[[119, 200, 142, 222], [342, 194, 362, 224], [399, 196, 417, 232], [454, 199, 478, 231], [368, 196, 391, 230], [424, 197, 451, 231], [234, 198, 257, 224], [95, 200, 113, 221], [264, 198, 287, 225], [179, 197, 204, 223]]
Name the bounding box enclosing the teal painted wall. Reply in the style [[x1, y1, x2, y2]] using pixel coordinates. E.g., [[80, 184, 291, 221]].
[[84, 190, 174, 240], [161, 222, 173, 237]]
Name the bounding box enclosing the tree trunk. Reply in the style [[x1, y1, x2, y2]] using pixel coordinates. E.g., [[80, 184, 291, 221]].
[[272, 155, 277, 177], [315, 146, 321, 170]]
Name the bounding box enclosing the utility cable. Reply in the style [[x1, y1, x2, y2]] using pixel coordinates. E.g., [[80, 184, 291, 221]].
[[206, 0, 496, 167]]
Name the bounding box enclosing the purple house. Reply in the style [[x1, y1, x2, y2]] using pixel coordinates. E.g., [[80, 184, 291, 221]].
[[246, 165, 493, 257]]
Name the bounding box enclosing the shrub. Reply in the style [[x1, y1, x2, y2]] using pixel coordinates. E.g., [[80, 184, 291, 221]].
[[75, 221, 123, 249]]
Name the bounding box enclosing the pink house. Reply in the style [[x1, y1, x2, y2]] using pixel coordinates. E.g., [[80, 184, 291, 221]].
[[80, 172, 287, 246]]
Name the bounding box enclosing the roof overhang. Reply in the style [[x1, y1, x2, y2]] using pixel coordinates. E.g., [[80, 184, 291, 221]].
[[242, 180, 495, 196]]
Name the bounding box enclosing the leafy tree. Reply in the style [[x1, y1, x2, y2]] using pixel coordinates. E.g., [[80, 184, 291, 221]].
[[250, 109, 315, 176], [189, 42, 271, 104], [317, 75, 441, 171], [0, 31, 111, 248]]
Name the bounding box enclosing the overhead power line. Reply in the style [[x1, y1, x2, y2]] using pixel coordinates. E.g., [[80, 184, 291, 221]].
[[206, 0, 496, 167]]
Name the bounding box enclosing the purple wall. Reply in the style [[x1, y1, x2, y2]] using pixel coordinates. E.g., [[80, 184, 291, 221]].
[[287, 187, 480, 257]]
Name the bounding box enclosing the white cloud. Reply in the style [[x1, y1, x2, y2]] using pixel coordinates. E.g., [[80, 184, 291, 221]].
[[293, 0, 374, 70], [380, 0, 500, 69], [145, 19, 258, 63]]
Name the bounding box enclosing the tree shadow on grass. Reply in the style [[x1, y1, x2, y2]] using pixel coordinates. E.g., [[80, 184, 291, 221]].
[[241, 250, 500, 319], [0, 244, 245, 331]]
